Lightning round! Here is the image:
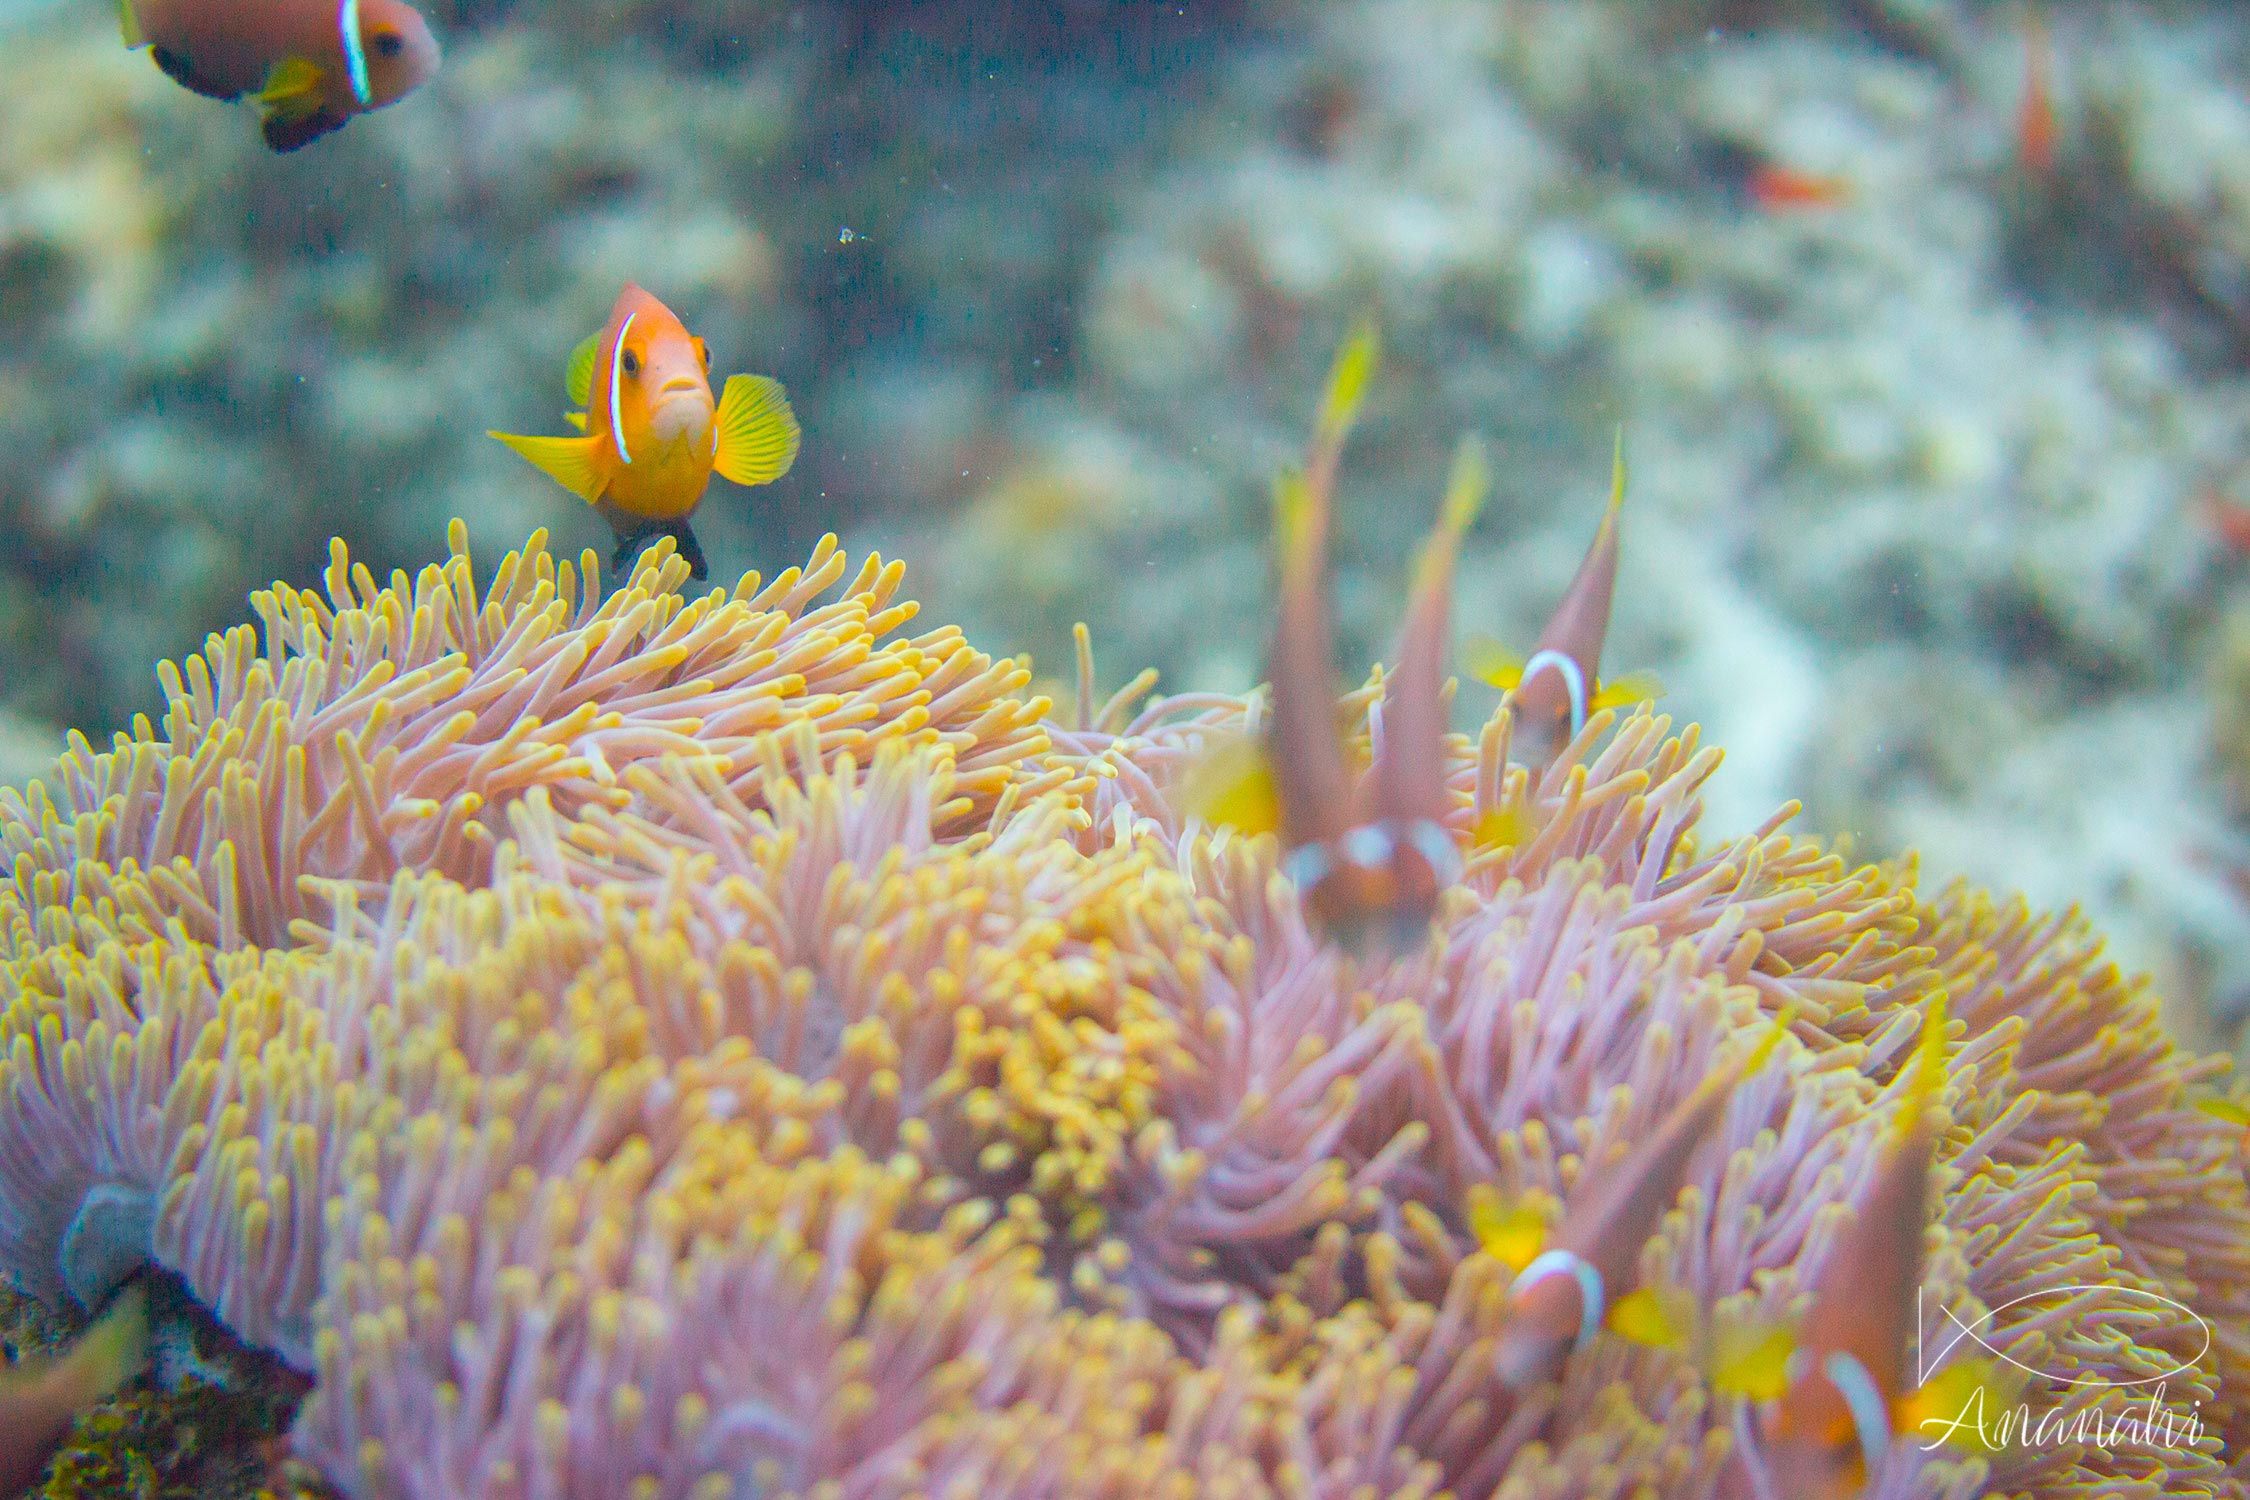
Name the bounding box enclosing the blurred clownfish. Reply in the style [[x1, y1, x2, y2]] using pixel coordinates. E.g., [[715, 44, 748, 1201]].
[[1746, 162, 1853, 211], [1462, 432, 1662, 763], [1483, 1012, 1790, 1389], [2018, 8, 2059, 180], [2201, 486, 2250, 555], [489, 283, 801, 583], [0, 1285, 149, 1497], [1186, 324, 1481, 958], [1751, 998, 2020, 1500], [1608, 1279, 1797, 1402], [1703, 139, 1852, 212], [120, 0, 439, 151]]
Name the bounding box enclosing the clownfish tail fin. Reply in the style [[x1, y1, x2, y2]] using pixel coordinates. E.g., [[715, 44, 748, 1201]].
[[489, 430, 606, 503]]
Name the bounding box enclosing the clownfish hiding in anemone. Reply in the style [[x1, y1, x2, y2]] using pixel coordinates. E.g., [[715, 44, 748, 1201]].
[[1481, 1011, 1790, 1390], [120, 0, 439, 151], [1745, 997, 2020, 1500], [1462, 432, 1661, 764], [1187, 323, 1483, 958], [490, 283, 802, 582]]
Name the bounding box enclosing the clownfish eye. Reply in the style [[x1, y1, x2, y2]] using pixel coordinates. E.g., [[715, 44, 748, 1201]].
[[372, 28, 403, 56], [621, 349, 641, 375], [694, 338, 710, 369]]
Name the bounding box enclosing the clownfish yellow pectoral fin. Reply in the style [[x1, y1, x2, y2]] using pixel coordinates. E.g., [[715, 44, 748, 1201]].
[[1898, 1356, 2025, 1453], [257, 55, 325, 112], [1181, 735, 1282, 838], [489, 430, 606, 503], [1607, 1284, 1689, 1349], [1709, 1311, 1795, 1400], [564, 331, 600, 409], [562, 411, 587, 432], [1472, 802, 1533, 851], [1460, 632, 1524, 690], [118, 0, 144, 48], [712, 374, 802, 487], [1465, 1182, 1554, 1275], [1589, 670, 1665, 711]]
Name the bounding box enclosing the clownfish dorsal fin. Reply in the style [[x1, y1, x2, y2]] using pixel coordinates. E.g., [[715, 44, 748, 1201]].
[[565, 330, 601, 409], [488, 430, 606, 504], [1377, 434, 1487, 825], [1534, 425, 1626, 670], [712, 374, 802, 487], [1498, 426, 1628, 741]]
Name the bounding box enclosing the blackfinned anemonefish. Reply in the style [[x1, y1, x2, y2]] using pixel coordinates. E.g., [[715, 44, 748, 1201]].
[[1745, 998, 2019, 1500], [120, 0, 439, 151], [1187, 323, 1483, 958], [0, 1285, 149, 1497], [1479, 1012, 1790, 1389], [489, 283, 802, 583], [1461, 431, 1662, 764]]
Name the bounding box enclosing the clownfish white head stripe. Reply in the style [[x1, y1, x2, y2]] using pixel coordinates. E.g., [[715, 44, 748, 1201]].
[[1509, 1249, 1605, 1351], [1822, 1351, 1894, 1476], [1516, 648, 1589, 736], [609, 310, 638, 464], [338, 0, 371, 105]]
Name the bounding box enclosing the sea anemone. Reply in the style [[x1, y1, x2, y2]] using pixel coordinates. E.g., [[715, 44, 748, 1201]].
[[1, 526, 2243, 1500]]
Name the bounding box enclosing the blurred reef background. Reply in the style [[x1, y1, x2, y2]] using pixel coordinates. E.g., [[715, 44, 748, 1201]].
[[5, 0, 2250, 1065]]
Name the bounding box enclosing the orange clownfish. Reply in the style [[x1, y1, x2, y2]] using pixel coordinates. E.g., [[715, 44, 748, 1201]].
[[1188, 324, 1484, 958], [1462, 432, 1662, 764], [1485, 1013, 1789, 1389], [121, 0, 439, 151], [489, 283, 802, 583], [1753, 998, 2019, 1500]]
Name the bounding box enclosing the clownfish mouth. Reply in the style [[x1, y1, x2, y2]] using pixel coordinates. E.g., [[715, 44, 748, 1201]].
[[646, 387, 716, 445]]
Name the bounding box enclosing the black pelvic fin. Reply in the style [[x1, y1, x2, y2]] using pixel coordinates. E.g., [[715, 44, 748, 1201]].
[[610, 523, 709, 584], [151, 45, 242, 100], [262, 107, 348, 152]]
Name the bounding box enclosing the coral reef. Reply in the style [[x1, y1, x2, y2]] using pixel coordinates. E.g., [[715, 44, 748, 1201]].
[[2, 526, 2244, 1498], [1, 1274, 323, 1500]]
